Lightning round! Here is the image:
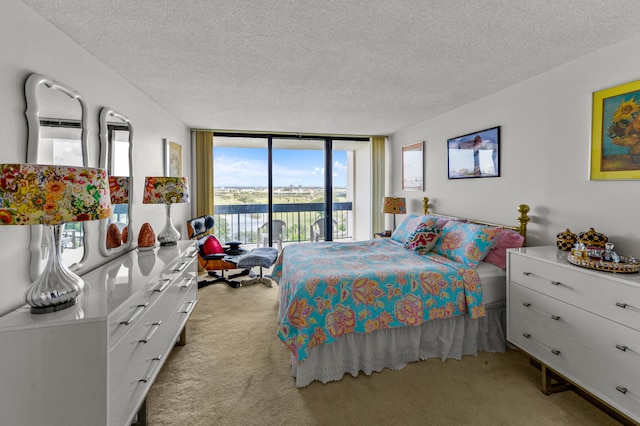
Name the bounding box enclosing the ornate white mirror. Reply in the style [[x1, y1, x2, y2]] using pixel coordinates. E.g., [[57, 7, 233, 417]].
[[99, 107, 133, 256], [25, 73, 89, 281]]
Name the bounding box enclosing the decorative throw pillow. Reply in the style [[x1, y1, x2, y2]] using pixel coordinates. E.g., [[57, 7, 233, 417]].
[[202, 235, 224, 256], [391, 214, 437, 244], [483, 229, 525, 270], [403, 222, 442, 254], [420, 214, 464, 229], [433, 222, 501, 268]]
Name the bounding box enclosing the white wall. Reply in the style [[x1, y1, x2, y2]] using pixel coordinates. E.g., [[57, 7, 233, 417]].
[[390, 33, 640, 257], [0, 0, 191, 315]]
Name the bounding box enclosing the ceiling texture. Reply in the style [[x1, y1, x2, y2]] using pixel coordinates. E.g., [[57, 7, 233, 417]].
[[20, 0, 640, 136]]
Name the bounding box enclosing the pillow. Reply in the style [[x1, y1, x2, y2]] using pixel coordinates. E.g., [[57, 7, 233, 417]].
[[420, 214, 465, 229], [483, 229, 525, 270], [202, 235, 224, 256], [403, 222, 442, 254], [391, 214, 436, 244], [433, 222, 501, 268]]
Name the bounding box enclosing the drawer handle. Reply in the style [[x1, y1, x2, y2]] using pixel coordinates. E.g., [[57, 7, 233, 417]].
[[138, 355, 163, 383], [615, 344, 640, 357], [615, 302, 640, 312], [139, 321, 162, 343], [522, 271, 562, 286], [616, 386, 640, 403], [181, 300, 196, 314], [154, 278, 171, 293], [173, 262, 188, 272], [522, 333, 561, 356], [180, 277, 195, 289], [522, 302, 561, 321], [120, 303, 148, 325]]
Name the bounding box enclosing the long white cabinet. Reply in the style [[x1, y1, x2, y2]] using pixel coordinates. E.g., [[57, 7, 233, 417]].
[[507, 246, 640, 423], [0, 240, 198, 426]]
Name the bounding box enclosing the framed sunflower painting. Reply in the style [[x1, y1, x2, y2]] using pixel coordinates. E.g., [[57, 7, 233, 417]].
[[591, 79, 640, 180]]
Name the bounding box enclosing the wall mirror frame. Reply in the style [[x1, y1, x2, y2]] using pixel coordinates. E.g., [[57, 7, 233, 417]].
[[25, 73, 90, 281], [401, 141, 424, 191], [99, 107, 134, 256]]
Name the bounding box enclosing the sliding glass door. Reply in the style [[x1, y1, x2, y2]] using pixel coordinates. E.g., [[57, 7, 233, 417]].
[[213, 133, 365, 248]]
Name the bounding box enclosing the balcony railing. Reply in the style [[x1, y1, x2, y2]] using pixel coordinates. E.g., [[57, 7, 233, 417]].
[[213, 202, 352, 244]]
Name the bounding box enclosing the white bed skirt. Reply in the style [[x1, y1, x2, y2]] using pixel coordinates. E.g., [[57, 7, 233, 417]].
[[290, 303, 506, 388]]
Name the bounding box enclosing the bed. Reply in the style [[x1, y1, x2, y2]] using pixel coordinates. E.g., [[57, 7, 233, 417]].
[[273, 197, 531, 387]]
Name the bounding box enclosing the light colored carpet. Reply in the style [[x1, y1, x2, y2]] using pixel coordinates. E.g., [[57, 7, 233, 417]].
[[146, 279, 621, 426]]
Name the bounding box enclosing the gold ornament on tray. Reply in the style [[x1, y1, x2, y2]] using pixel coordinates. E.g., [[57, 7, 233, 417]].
[[556, 229, 577, 251], [577, 227, 608, 247]]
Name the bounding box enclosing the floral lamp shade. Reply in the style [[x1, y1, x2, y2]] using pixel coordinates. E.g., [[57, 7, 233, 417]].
[[0, 163, 112, 314], [143, 176, 190, 246], [382, 197, 407, 215], [108, 175, 130, 205], [382, 197, 407, 231], [0, 164, 112, 226], [143, 176, 190, 205]]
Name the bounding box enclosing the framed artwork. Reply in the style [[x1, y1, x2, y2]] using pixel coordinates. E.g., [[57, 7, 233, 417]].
[[402, 141, 424, 191], [590, 79, 640, 180], [165, 139, 182, 177], [447, 126, 500, 179]]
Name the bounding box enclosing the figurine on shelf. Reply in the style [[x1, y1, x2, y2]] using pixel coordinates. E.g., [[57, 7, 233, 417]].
[[602, 243, 620, 263]]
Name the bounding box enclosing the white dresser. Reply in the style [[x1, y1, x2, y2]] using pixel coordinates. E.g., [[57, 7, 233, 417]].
[[0, 240, 198, 426], [507, 246, 640, 423]]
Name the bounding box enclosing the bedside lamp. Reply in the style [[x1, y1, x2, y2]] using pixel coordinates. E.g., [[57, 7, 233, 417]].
[[143, 177, 190, 246], [382, 196, 406, 231], [0, 164, 112, 313]]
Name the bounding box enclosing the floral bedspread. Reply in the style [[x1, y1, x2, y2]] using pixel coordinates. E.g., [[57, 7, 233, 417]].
[[272, 239, 486, 363]]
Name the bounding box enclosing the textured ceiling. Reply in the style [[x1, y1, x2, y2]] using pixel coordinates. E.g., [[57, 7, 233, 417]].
[[20, 0, 640, 136]]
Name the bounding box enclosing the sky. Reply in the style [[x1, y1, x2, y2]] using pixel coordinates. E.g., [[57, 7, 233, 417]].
[[213, 147, 347, 187]]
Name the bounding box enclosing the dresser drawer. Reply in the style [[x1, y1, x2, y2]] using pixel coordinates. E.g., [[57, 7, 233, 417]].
[[509, 310, 640, 421], [107, 261, 195, 349], [107, 278, 165, 349], [509, 253, 640, 331], [108, 276, 197, 426], [510, 282, 640, 373]]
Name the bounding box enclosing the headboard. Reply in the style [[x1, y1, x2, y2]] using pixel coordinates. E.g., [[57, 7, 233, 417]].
[[422, 197, 531, 246]]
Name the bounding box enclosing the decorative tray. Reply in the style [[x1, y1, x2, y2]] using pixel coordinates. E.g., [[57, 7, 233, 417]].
[[567, 254, 640, 273]]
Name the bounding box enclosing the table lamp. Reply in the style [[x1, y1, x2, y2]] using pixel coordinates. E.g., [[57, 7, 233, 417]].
[[0, 164, 112, 313], [382, 196, 406, 231], [143, 176, 190, 246]]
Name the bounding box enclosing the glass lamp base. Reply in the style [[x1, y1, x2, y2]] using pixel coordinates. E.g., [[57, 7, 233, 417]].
[[25, 224, 83, 314], [157, 204, 180, 246], [30, 297, 77, 314]]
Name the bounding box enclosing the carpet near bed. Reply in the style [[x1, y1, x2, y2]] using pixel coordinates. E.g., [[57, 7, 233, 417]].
[[145, 281, 620, 426]]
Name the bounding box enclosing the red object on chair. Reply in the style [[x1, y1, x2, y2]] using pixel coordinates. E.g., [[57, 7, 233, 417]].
[[202, 235, 224, 255]]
